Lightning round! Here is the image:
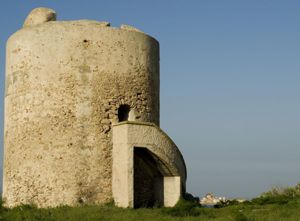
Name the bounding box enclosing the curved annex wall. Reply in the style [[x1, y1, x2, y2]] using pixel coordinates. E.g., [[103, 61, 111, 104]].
[[112, 121, 187, 207]]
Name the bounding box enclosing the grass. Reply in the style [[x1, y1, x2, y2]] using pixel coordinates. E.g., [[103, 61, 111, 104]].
[[0, 199, 300, 221], [1, 184, 300, 221]]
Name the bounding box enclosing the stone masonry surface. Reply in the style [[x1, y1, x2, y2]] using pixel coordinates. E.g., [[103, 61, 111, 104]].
[[3, 7, 187, 208], [4, 8, 159, 207]]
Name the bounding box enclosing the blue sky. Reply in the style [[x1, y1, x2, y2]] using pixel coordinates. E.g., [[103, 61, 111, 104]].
[[0, 0, 300, 199]]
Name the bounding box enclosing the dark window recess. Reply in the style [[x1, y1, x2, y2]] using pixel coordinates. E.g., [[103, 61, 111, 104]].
[[118, 104, 130, 122]]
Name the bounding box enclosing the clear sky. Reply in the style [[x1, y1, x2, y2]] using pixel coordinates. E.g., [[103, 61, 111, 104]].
[[0, 0, 300, 199]]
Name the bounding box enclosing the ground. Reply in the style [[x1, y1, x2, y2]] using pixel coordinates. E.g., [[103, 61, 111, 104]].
[[1, 183, 300, 220], [0, 197, 299, 221]]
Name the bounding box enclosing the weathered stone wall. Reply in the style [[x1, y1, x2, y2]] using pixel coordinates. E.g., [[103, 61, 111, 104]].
[[3, 9, 159, 207]]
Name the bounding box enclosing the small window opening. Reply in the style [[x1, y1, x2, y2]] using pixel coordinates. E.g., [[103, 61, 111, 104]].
[[118, 104, 130, 122]]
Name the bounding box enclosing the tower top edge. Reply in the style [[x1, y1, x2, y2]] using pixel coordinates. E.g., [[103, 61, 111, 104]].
[[22, 7, 146, 35]]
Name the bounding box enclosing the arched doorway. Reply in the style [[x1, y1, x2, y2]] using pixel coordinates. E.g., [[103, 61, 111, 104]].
[[134, 147, 164, 208]]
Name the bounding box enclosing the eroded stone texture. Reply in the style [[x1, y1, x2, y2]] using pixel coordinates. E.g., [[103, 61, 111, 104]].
[[4, 12, 159, 207]]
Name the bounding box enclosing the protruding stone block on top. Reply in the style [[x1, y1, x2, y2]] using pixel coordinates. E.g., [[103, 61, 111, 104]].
[[98, 21, 111, 27], [120, 24, 144, 33], [23, 7, 56, 27]]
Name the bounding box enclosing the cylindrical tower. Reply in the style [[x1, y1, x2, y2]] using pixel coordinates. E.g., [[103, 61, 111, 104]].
[[4, 8, 159, 207]]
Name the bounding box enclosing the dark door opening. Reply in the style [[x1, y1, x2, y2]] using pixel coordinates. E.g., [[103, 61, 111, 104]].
[[134, 147, 164, 208]]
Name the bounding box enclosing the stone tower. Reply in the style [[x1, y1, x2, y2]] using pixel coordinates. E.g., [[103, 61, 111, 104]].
[[3, 7, 186, 208]]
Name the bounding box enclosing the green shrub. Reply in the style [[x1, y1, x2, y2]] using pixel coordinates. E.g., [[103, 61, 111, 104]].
[[234, 212, 252, 221], [251, 182, 300, 205], [214, 199, 240, 208], [163, 197, 201, 217]]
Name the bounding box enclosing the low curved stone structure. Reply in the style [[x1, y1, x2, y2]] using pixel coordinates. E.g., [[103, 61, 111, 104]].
[[112, 122, 186, 207]]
